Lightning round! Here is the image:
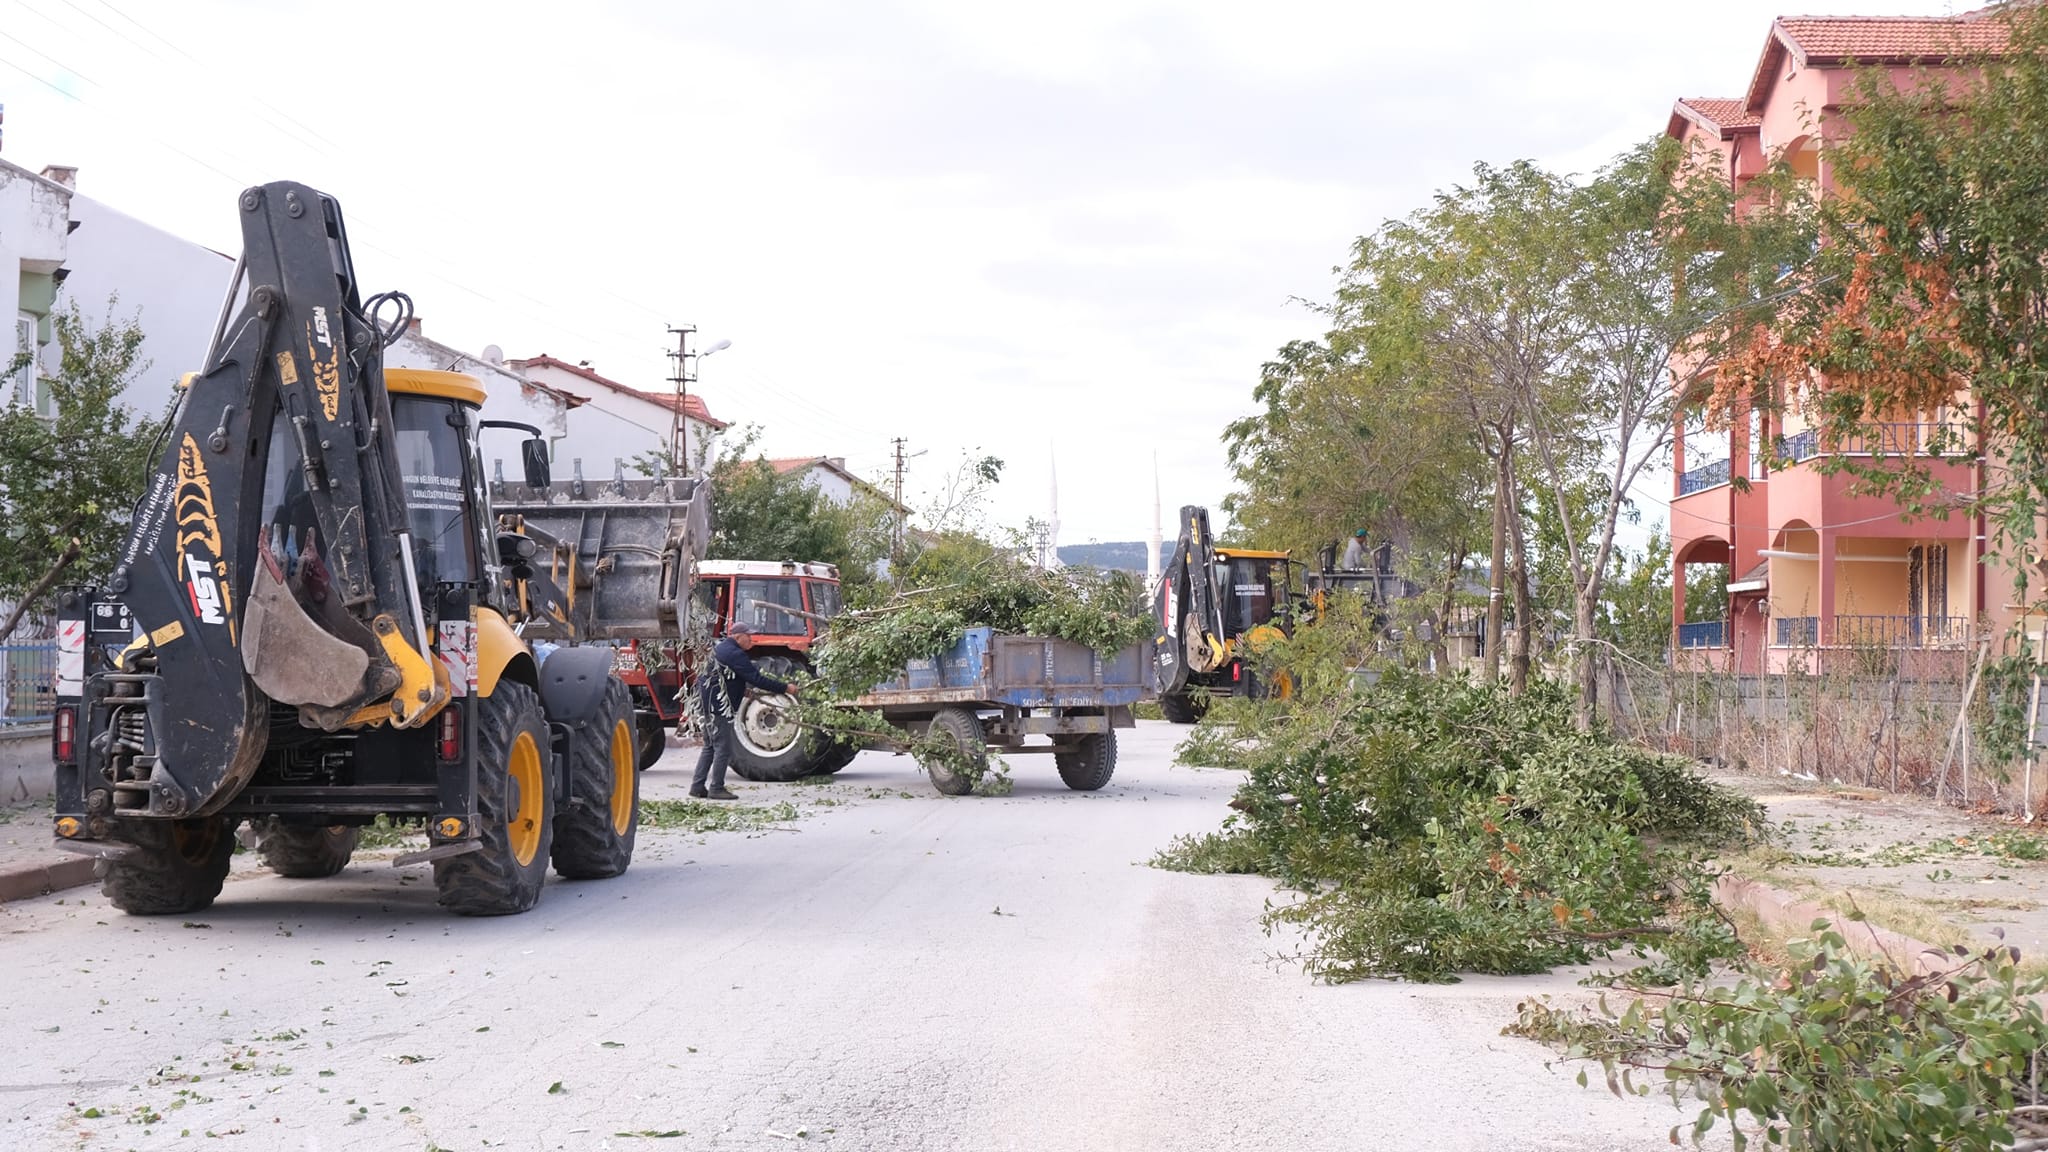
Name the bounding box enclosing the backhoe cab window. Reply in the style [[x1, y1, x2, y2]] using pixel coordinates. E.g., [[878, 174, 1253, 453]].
[[1223, 557, 1286, 635], [391, 397, 478, 586]]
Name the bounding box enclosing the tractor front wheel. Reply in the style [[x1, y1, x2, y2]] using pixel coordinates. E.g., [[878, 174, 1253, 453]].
[[435, 681, 555, 916]]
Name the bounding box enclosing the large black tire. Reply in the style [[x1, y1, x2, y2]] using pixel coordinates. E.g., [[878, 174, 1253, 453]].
[[633, 714, 667, 773], [919, 708, 988, 797], [552, 678, 639, 880], [435, 681, 555, 916], [1054, 730, 1118, 791], [1160, 691, 1207, 724], [728, 654, 835, 782], [256, 822, 360, 879], [817, 740, 860, 774], [103, 816, 237, 915]]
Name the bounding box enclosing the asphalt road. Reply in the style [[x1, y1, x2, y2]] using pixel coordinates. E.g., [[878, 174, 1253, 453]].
[[0, 721, 1713, 1151]]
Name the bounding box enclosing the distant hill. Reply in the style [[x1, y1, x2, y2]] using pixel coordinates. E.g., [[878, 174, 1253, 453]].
[[1058, 541, 1148, 572]]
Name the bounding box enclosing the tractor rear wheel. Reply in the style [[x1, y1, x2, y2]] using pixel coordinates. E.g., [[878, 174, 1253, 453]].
[[256, 822, 360, 878], [918, 708, 988, 797], [1054, 730, 1118, 792], [728, 654, 834, 782], [633, 715, 667, 772], [435, 681, 554, 916], [1160, 691, 1207, 724], [103, 816, 237, 915], [552, 678, 639, 880]]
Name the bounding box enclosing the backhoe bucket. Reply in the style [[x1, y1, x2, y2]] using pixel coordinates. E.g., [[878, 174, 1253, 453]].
[[242, 561, 369, 708]]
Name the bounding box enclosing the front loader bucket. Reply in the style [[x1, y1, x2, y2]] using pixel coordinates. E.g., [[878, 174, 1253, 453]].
[[242, 561, 369, 708]]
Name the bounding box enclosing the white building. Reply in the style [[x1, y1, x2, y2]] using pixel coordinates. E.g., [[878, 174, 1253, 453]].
[[383, 322, 588, 482], [510, 354, 728, 480], [57, 178, 235, 418], [0, 160, 74, 416], [764, 455, 901, 509]]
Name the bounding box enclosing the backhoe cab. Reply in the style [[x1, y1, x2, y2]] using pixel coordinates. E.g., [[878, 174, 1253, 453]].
[[49, 182, 648, 916], [1152, 506, 1296, 723]]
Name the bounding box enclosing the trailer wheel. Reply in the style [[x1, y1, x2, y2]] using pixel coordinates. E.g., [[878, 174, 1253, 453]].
[[552, 678, 639, 880], [435, 681, 554, 916], [633, 714, 667, 772], [1160, 691, 1207, 724], [256, 822, 360, 878], [918, 708, 987, 797], [729, 654, 834, 782], [103, 816, 237, 915], [1055, 730, 1118, 791]]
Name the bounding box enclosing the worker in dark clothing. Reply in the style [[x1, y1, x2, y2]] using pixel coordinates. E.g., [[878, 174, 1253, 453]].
[[691, 621, 796, 800]]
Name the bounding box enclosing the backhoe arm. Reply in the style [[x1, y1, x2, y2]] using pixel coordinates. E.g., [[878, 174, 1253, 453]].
[[102, 181, 439, 818]]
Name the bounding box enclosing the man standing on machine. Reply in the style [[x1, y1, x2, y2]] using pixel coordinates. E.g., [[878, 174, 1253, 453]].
[[691, 622, 797, 800]]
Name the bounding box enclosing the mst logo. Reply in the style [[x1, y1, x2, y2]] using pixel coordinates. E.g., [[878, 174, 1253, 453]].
[[174, 434, 233, 629], [308, 306, 341, 421]]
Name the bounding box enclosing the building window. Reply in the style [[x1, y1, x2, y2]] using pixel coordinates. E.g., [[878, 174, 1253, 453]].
[[10, 313, 34, 410]]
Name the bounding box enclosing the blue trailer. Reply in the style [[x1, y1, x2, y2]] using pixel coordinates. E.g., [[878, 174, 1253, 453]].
[[855, 628, 1154, 795]]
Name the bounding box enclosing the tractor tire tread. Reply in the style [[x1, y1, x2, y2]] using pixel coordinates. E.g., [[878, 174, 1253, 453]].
[[257, 822, 360, 878], [551, 678, 639, 880], [434, 681, 554, 916], [102, 817, 236, 915]]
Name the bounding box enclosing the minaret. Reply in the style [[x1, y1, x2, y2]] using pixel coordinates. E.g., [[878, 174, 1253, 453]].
[[1146, 455, 1163, 588], [1046, 450, 1061, 569]]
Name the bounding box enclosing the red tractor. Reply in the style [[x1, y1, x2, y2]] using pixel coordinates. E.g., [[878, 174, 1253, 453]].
[[614, 560, 851, 782]]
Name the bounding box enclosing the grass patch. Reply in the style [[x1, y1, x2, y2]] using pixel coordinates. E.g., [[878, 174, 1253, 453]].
[[355, 815, 423, 850], [639, 799, 800, 834]]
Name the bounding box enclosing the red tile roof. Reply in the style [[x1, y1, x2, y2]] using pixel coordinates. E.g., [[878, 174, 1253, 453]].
[[1669, 96, 1764, 140], [509, 353, 728, 429], [1746, 7, 2019, 111]]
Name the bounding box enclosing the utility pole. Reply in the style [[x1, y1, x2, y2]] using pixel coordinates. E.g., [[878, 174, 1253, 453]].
[[890, 437, 908, 570], [665, 325, 696, 476]]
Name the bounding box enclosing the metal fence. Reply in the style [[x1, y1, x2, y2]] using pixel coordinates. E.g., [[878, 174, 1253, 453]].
[[0, 642, 56, 726], [1834, 614, 1972, 649]]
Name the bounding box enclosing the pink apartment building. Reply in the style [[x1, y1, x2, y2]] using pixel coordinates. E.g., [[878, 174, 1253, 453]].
[[1665, 8, 2020, 674]]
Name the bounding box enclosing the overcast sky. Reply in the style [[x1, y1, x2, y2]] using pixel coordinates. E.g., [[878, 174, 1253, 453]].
[[1, 0, 1963, 546]]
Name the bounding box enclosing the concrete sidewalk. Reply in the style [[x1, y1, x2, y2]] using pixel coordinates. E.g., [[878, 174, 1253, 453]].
[[1710, 771, 2048, 971], [0, 802, 94, 903]]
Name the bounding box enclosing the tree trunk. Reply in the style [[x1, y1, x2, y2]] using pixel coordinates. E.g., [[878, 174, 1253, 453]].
[[1506, 460, 1533, 695], [1574, 587, 1600, 731], [1431, 550, 1465, 673], [1483, 448, 1508, 685], [0, 536, 83, 645]]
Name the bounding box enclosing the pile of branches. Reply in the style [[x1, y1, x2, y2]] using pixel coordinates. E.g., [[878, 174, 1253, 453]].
[[1156, 673, 1766, 983], [806, 560, 1153, 701]]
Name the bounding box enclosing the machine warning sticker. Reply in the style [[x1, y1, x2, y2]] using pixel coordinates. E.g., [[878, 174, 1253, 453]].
[[56, 620, 84, 696], [437, 619, 476, 696], [275, 349, 299, 386], [150, 620, 185, 648]]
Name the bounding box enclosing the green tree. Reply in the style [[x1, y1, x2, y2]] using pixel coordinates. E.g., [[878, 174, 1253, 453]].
[[702, 428, 890, 602], [0, 301, 163, 640]]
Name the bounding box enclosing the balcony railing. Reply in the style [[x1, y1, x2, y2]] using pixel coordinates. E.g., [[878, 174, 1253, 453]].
[[1678, 621, 1725, 649], [1774, 616, 1819, 646], [1772, 423, 1969, 465], [1678, 456, 1731, 495], [1835, 615, 1971, 649], [1769, 615, 1972, 648], [1775, 429, 1820, 463]]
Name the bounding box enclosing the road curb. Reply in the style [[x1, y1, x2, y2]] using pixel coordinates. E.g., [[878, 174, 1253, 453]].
[[1713, 872, 1960, 976], [0, 854, 98, 904]]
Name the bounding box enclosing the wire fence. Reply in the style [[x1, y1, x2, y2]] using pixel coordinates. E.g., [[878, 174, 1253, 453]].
[[0, 643, 57, 727]]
